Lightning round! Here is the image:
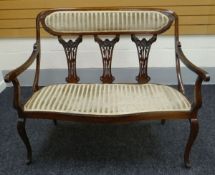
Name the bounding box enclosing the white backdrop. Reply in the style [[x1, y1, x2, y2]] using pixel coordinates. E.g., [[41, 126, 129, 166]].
[[0, 35, 214, 86], [0, 35, 214, 70]]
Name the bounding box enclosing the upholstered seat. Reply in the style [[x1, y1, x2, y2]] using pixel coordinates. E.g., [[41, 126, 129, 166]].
[[24, 84, 191, 115]]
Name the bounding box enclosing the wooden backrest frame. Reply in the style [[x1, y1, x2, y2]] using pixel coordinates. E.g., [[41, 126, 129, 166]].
[[33, 7, 183, 92]]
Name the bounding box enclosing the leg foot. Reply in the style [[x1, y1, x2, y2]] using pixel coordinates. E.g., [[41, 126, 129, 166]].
[[184, 118, 199, 168], [17, 118, 32, 165], [161, 119, 166, 125]]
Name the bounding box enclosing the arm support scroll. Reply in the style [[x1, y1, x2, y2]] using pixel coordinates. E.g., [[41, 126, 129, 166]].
[[176, 42, 210, 113], [176, 42, 210, 82], [4, 43, 39, 111], [4, 43, 39, 83]]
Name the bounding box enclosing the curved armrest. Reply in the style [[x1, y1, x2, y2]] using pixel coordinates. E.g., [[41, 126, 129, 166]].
[[176, 42, 210, 113], [4, 43, 39, 83], [4, 43, 39, 111], [176, 42, 210, 82]]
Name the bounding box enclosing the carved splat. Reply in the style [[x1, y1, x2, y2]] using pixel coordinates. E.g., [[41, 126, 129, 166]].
[[58, 35, 82, 83], [131, 34, 157, 83], [94, 35, 120, 83]]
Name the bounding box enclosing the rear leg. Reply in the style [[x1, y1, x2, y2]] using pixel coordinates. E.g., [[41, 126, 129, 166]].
[[161, 119, 166, 125], [53, 119, 57, 126]]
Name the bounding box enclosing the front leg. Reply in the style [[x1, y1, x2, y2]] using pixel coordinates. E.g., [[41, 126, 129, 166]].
[[184, 118, 199, 168], [17, 118, 32, 165]]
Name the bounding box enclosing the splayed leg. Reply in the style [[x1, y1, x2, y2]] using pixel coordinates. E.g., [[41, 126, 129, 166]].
[[184, 118, 199, 168], [17, 118, 32, 165]]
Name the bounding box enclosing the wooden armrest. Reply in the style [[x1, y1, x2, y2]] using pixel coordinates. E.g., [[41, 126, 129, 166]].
[[176, 42, 210, 82], [4, 43, 39, 83]]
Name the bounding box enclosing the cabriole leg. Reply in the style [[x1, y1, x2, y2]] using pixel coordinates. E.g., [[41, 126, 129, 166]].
[[184, 118, 199, 168], [17, 118, 32, 165]]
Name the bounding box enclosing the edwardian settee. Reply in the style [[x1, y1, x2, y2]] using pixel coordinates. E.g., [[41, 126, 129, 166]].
[[4, 7, 210, 167]]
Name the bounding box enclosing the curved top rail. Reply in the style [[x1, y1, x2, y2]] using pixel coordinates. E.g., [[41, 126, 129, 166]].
[[38, 8, 175, 36]]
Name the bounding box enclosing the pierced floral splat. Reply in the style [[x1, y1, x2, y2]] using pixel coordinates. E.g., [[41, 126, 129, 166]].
[[131, 34, 157, 83], [58, 36, 82, 83]]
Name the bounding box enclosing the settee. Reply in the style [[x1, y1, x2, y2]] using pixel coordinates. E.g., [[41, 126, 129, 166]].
[[4, 7, 210, 167]]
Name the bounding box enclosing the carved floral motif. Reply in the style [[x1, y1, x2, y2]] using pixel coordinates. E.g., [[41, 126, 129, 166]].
[[58, 36, 82, 83], [131, 34, 157, 83], [95, 35, 120, 83]]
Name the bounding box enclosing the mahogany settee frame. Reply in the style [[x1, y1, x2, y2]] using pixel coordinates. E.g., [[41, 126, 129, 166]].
[[4, 7, 210, 167]]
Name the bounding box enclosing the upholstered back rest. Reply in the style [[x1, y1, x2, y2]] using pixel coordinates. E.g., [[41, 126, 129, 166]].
[[39, 8, 175, 35], [37, 8, 176, 84]]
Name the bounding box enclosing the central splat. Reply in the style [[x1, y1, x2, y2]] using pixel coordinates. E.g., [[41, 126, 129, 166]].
[[58, 35, 82, 83], [95, 35, 120, 83], [131, 34, 157, 83]]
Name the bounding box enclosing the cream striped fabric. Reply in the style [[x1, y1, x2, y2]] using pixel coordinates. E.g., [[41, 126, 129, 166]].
[[24, 84, 191, 116], [44, 11, 170, 33]]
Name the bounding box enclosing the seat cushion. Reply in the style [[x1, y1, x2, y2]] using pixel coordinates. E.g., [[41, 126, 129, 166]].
[[24, 84, 191, 116]]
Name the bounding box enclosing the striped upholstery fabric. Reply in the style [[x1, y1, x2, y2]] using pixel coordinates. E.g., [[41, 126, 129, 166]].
[[24, 84, 191, 116], [44, 11, 170, 33]]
